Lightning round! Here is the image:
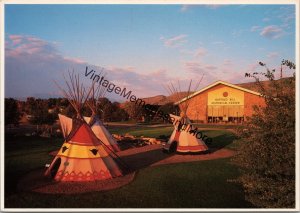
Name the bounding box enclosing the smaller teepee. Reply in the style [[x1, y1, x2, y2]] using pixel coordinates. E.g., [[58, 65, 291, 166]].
[[85, 83, 121, 152], [163, 78, 209, 153], [45, 72, 123, 181]]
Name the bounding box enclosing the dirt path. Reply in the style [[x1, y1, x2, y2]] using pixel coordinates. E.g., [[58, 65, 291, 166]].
[[19, 169, 136, 194], [152, 148, 234, 166], [118, 144, 235, 170]]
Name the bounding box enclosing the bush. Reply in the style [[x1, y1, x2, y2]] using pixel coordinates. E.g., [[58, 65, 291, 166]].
[[232, 60, 295, 208], [5, 98, 22, 126]]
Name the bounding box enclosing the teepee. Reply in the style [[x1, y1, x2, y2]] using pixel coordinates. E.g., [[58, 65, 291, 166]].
[[84, 83, 121, 152], [163, 79, 209, 153], [45, 72, 123, 181]]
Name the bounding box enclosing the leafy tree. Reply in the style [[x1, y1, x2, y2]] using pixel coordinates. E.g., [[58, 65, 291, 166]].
[[25, 97, 36, 114], [62, 104, 76, 118], [30, 99, 57, 126], [142, 104, 160, 123], [157, 102, 179, 122], [232, 60, 295, 208], [110, 102, 129, 121], [5, 98, 22, 126], [47, 98, 57, 108], [97, 97, 113, 122], [123, 101, 143, 121], [159, 102, 178, 114], [113, 108, 129, 121], [59, 98, 70, 108]]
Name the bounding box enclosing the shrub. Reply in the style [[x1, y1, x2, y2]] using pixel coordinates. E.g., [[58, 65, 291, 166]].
[[232, 60, 295, 208]]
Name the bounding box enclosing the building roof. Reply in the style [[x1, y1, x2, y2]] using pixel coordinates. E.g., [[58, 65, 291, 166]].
[[175, 80, 262, 105]]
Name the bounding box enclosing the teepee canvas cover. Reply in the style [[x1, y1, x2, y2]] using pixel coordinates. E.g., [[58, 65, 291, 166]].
[[84, 116, 120, 152], [58, 113, 73, 138], [58, 113, 120, 152], [164, 79, 208, 153]]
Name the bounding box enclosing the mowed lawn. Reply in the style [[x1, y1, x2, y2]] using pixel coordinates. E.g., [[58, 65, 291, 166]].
[[4, 125, 253, 208]]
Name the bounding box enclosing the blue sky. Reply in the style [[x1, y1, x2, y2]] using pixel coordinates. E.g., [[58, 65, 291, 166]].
[[5, 4, 296, 100]]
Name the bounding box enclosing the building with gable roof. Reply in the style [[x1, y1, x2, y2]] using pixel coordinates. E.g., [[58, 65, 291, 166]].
[[175, 80, 266, 123]]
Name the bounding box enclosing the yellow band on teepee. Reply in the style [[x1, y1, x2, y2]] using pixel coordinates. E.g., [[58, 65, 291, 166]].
[[57, 142, 110, 159]]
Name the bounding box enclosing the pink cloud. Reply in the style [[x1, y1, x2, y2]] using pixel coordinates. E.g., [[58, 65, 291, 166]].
[[194, 47, 207, 57], [161, 34, 188, 48], [267, 52, 279, 59], [251, 25, 261, 32], [96, 66, 181, 98], [223, 59, 232, 66], [181, 4, 223, 12], [63, 56, 86, 64], [9, 35, 24, 45], [9, 35, 23, 40], [246, 62, 260, 72], [5, 34, 89, 98], [184, 61, 217, 74], [204, 64, 217, 70], [183, 59, 248, 86], [260, 25, 284, 39], [5, 34, 86, 63]]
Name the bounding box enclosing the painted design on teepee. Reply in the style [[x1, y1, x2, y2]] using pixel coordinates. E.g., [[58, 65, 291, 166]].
[[164, 78, 209, 153], [45, 71, 123, 182], [90, 149, 98, 155], [56, 170, 112, 182], [61, 146, 68, 153]]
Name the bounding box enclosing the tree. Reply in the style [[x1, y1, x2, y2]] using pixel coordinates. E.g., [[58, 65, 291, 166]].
[[110, 102, 129, 121], [97, 97, 113, 122], [123, 101, 143, 121], [113, 108, 129, 121], [5, 98, 22, 126], [62, 104, 76, 118], [25, 97, 36, 114], [25, 98, 57, 134], [157, 102, 179, 122], [232, 60, 295, 208], [142, 104, 160, 123], [30, 99, 57, 126]]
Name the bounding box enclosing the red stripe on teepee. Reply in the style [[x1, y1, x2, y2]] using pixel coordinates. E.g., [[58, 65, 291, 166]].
[[174, 131, 181, 142], [69, 123, 100, 146], [177, 145, 208, 151]]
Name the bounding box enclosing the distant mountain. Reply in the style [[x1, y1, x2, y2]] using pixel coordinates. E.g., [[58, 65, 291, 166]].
[[135, 78, 293, 106], [236, 77, 292, 93], [120, 92, 191, 107]]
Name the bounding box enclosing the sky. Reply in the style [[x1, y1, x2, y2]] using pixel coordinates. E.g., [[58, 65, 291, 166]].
[[4, 4, 296, 101]]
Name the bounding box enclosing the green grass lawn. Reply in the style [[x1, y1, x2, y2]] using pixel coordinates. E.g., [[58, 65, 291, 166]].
[[109, 125, 174, 138], [4, 126, 250, 208], [109, 126, 239, 151]]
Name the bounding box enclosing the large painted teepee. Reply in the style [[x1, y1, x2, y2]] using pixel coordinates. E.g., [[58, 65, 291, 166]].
[[45, 72, 123, 181]]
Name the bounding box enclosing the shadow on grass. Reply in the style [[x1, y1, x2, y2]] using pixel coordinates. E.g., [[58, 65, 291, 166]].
[[121, 148, 173, 171], [206, 130, 238, 153]]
